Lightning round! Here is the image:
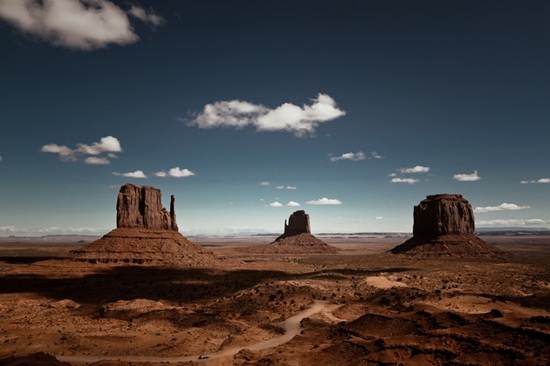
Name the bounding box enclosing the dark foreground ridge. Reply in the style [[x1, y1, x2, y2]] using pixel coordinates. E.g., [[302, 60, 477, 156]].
[[0, 352, 70, 366], [391, 194, 502, 257]]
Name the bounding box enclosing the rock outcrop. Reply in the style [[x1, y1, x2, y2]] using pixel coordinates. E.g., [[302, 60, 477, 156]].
[[278, 210, 311, 239], [116, 184, 178, 231], [411, 194, 475, 239], [262, 210, 337, 254], [72, 184, 218, 266], [391, 194, 501, 257]]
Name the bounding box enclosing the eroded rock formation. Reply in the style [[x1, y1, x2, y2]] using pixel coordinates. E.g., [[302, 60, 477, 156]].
[[71, 184, 220, 266], [282, 210, 311, 237], [391, 194, 501, 256], [266, 210, 337, 253], [116, 184, 178, 231], [412, 194, 475, 239]]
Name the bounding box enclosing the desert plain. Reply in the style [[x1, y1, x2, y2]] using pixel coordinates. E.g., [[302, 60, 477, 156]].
[[0, 234, 549, 366]]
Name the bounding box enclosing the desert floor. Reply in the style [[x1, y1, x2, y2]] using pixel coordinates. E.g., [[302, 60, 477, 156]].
[[0, 235, 549, 365]]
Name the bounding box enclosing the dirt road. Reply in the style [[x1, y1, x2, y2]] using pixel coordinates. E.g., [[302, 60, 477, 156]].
[[58, 301, 340, 365]]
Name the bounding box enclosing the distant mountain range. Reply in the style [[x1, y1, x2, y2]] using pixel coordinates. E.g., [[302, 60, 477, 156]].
[[1, 228, 549, 241], [477, 227, 550, 236]]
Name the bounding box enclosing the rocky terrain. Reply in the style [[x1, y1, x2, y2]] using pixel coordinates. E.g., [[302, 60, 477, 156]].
[[0, 238, 550, 365], [0, 193, 548, 365], [71, 228, 218, 266], [0, 235, 549, 365], [392, 194, 502, 257]]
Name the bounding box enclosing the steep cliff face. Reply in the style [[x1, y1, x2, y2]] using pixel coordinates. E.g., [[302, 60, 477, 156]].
[[412, 194, 475, 239], [391, 194, 501, 257], [283, 210, 311, 237], [116, 184, 178, 231]]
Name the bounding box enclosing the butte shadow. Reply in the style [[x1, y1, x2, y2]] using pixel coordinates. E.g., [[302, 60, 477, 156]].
[[71, 184, 219, 266], [391, 194, 502, 257]]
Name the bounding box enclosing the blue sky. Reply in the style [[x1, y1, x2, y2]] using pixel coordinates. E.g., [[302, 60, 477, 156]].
[[0, 0, 549, 235]]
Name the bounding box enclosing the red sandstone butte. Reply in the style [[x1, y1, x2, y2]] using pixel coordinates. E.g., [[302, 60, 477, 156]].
[[391, 194, 501, 257], [116, 184, 178, 231], [266, 210, 337, 254], [71, 184, 217, 266]]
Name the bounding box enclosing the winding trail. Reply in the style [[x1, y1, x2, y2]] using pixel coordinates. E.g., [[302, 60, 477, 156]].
[[58, 301, 340, 365]]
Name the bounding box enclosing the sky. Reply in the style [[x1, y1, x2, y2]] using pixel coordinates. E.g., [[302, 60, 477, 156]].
[[0, 0, 549, 236]]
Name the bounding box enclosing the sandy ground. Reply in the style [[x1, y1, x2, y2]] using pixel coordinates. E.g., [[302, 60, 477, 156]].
[[0, 235, 549, 365]]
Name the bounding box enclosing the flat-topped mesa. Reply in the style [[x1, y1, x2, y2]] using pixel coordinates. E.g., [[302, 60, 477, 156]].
[[391, 193, 501, 256], [116, 184, 178, 231], [412, 194, 475, 239], [283, 210, 311, 237]]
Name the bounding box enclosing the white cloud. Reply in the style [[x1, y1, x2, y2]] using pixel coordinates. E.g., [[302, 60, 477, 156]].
[[41, 136, 122, 163], [77, 136, 121, 155], [128, 5, 164, 26], [474, 202, 530, 213], [269, 201, 283, 208], [330, 151, 366, 162], [259, 181, 271, 186], [399, 165, 430, 174], [276, 185, 297, 190], [287, 201, 300, 207], [391, 177, 419, 184], [477, 219, 547, 227], [388, 173, 397, 177], [168, 166, 195, 178], [306, 197, 342, 205], [0, 225, 15, 232], [154, 167, 195, 178], [113, 170, 147, 179], [84, 156, 110, 165], [330, 151, 382, 162], [454, 170, 481, 182], [521, 178, 550, 184], [41, 143, 76, 160], [375, 216, 383, 220], [190, 93, 346, 136], [0, 0, 163, 50]]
